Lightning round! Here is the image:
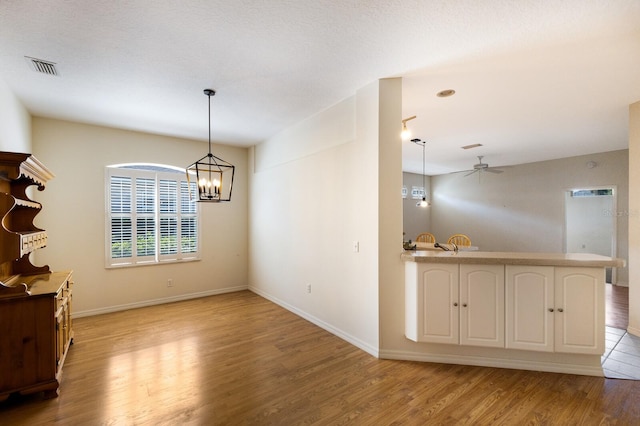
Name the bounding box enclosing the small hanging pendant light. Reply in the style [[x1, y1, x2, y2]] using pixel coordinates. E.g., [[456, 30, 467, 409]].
[[186, 89, 235, 202], [412, 138, 429, 207]]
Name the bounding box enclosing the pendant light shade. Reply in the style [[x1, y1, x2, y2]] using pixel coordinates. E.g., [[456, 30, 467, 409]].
[[186, 89, 235, 202]]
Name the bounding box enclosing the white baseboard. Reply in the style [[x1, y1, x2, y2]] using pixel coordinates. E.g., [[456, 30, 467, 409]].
[[611, 281, 629, 287], [628, 325, 640, 337], [379, 349, 604, 377], [73, 285, 248, 318], [249, 285, 379, 358]]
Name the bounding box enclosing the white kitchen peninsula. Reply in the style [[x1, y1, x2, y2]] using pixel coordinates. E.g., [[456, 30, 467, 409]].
[[402, 250, 625, 376]]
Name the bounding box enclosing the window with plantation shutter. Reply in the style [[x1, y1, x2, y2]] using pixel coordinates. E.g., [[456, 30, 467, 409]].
[[110, 176, 132, 259], [106, 164, 200, 267], [180, 181, 198, 254]]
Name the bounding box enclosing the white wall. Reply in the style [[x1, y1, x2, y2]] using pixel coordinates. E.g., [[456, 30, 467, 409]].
[[248, 79, 403, 356], [565, 192, 615, 256], [0, 78, 31, 153], [429, 150, 629, 284], [377, 79, 405, 355], [31, 117, 249, 316], [629, 101, 640, 336], [402, 172, 432, 242]]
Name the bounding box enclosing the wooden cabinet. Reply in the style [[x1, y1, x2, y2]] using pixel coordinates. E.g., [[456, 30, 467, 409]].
[[0, 152, 73, 400], [0, 272, 74, 400], [0, 152, 53, 276], [406, 262, 504, 348], [505, 266, 604, 355]]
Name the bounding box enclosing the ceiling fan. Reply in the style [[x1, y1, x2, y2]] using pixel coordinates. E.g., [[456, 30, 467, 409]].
[[463, 156, 504, 177]]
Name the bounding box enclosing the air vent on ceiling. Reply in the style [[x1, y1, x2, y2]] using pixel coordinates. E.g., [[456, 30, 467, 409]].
[[25, 56, 59, 76], [461, 143, 483, 150]]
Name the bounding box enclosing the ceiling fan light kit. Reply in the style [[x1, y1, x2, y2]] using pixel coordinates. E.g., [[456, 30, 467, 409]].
[[463, 156, 504, 178]]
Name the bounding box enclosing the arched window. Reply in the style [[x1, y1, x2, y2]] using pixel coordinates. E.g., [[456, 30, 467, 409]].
[[105, 163, 199, 267]]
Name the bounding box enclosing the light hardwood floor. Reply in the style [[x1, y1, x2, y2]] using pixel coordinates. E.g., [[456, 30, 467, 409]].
[[606, 283, 629, 329], [2, 290, 640, 425], [603, 284, 640, 379]]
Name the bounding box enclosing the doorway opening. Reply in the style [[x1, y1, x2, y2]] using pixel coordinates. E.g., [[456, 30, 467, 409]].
[[564, 186, 617, 283], [564, 186, 627, 329]]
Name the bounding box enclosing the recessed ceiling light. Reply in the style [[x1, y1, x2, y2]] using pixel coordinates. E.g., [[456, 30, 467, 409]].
[[461, 143, 483, 150], [437, 89, 455, 97]]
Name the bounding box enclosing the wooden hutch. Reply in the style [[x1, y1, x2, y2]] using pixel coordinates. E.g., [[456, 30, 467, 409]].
[[0, 152, 73, 400]]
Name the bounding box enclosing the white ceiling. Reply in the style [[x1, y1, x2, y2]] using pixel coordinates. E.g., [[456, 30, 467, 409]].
[[1, 1, 639, 175]]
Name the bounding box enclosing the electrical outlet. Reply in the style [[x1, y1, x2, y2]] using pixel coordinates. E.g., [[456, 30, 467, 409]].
[[306, 284, 311, 294], [167, 278, 173, 287], [353, 241, 359, 252]]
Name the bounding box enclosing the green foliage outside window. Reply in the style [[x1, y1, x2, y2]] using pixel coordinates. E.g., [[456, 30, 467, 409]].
[[112, 241, 132, 258], [111, 236, 196, 258]]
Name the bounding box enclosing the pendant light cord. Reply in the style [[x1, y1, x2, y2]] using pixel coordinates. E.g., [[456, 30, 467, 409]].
[[204, 88, 216, 157], [411, 138, 427, 206], [422, 141, 425, 190]]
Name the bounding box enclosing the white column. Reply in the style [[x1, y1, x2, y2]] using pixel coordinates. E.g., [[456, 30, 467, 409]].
[[628, 101, 640, 336]]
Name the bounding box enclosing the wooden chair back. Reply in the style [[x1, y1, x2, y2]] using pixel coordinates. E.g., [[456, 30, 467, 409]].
[[415, 232, 436, 243], [447, 234, 471, 247]]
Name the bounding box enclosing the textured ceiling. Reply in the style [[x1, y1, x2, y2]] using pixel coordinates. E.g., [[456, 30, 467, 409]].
[[0, 1, 639, 175]]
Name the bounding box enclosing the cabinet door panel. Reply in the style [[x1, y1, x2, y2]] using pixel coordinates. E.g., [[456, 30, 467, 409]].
[[460, 264, 505, 347], [419, 263, 459, 344], [554, 267, 604, 354], [405, 262, 419, 341], [506, 266, 554, 351]]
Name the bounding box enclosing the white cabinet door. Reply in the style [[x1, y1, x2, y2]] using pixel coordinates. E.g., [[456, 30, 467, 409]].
[[406, 263, 459, 344], [407, 262, 606, 355], [554, 267, 604, 354], [460, 264, 505, 348], [420, 263, 459, 344], [506, 266, 554, 352], [405, 261, 419, 341]]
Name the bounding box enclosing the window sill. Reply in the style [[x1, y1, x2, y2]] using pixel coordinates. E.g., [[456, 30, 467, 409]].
[[105, 257, 201, 269]]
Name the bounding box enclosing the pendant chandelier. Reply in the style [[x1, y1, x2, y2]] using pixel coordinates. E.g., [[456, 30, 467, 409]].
[[186, 89, 235, 202]]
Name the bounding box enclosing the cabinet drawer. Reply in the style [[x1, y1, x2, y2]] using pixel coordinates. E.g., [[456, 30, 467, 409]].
[[19, 231, 48, 257], [55, 280, 71, 313]]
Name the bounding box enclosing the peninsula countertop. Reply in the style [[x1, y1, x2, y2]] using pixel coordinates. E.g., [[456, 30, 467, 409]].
[[401, 250, 625, 268]]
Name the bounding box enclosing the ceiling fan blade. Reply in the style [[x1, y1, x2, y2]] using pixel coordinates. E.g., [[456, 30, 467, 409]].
[[464, 169, 479, 177], [485, 168, 504, 174]]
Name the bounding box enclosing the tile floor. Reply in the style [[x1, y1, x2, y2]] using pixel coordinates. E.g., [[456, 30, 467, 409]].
[[602, 326, 640, 380]]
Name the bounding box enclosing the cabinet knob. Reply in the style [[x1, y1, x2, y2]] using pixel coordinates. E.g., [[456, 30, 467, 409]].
[[548, 308, 554, 312], [558, 308, 564, 313], [453, 302, 458, 307], [462, 303, 468, 307]]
